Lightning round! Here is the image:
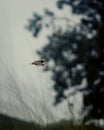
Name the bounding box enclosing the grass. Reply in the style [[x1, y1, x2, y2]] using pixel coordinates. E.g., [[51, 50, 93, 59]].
[[0, 113, 104, 130], [0, 58, 104, 130]]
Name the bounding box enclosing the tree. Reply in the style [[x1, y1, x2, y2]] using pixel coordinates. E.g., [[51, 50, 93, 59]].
[[26, 0, 104, 122], [56, 0, 104, 120]]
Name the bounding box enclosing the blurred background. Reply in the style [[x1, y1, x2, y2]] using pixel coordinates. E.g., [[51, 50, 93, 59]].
[[0, 0, 104, 130]]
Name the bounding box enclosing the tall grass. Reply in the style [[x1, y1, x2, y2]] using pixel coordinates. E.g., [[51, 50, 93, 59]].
[[0, 57, 57, 127], [0, 58, 104, 130]]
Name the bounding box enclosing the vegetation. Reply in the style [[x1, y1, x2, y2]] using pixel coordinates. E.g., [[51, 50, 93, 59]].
[[1, 0, 103, 129], [27, 0, 104, 125], [0, 113, 41, 130], [0, 113, 103, 130]]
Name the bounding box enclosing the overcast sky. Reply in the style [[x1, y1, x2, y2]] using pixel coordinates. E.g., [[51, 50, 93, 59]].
[[0, 0, 82, 123]]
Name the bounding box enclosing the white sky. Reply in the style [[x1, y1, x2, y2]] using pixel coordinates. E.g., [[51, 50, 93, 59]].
[[0, 0, 82, 123]]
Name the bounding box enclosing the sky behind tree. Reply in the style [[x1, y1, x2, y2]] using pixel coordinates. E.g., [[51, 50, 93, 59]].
[[0, 0, 82, 123]]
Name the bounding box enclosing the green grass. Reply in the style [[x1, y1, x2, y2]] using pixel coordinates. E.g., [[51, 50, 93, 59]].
[[0, 113, 103, 130], [0, 113, 41, 130]]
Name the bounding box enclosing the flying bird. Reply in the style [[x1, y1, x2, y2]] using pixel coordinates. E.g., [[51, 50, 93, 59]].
[[31, 59, 45, 66]]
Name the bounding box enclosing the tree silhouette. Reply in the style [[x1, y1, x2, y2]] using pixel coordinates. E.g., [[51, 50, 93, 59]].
[[56, 0, 104, 120], [26, 0, 104, 122]]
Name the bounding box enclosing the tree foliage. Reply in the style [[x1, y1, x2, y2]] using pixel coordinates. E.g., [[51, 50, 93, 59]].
[[26, 0, 104, 121], [56, 0, 104, 120]]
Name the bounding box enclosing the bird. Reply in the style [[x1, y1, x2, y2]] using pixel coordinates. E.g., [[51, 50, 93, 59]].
[[31, 59, 45, 66]]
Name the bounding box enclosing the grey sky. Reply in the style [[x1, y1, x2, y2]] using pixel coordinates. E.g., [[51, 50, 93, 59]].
[[0, 0, 82, 123]]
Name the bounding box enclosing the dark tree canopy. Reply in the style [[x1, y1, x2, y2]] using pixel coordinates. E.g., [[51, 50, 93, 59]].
[[56, 0, 104, 120], [26, 0, 104, 122]]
